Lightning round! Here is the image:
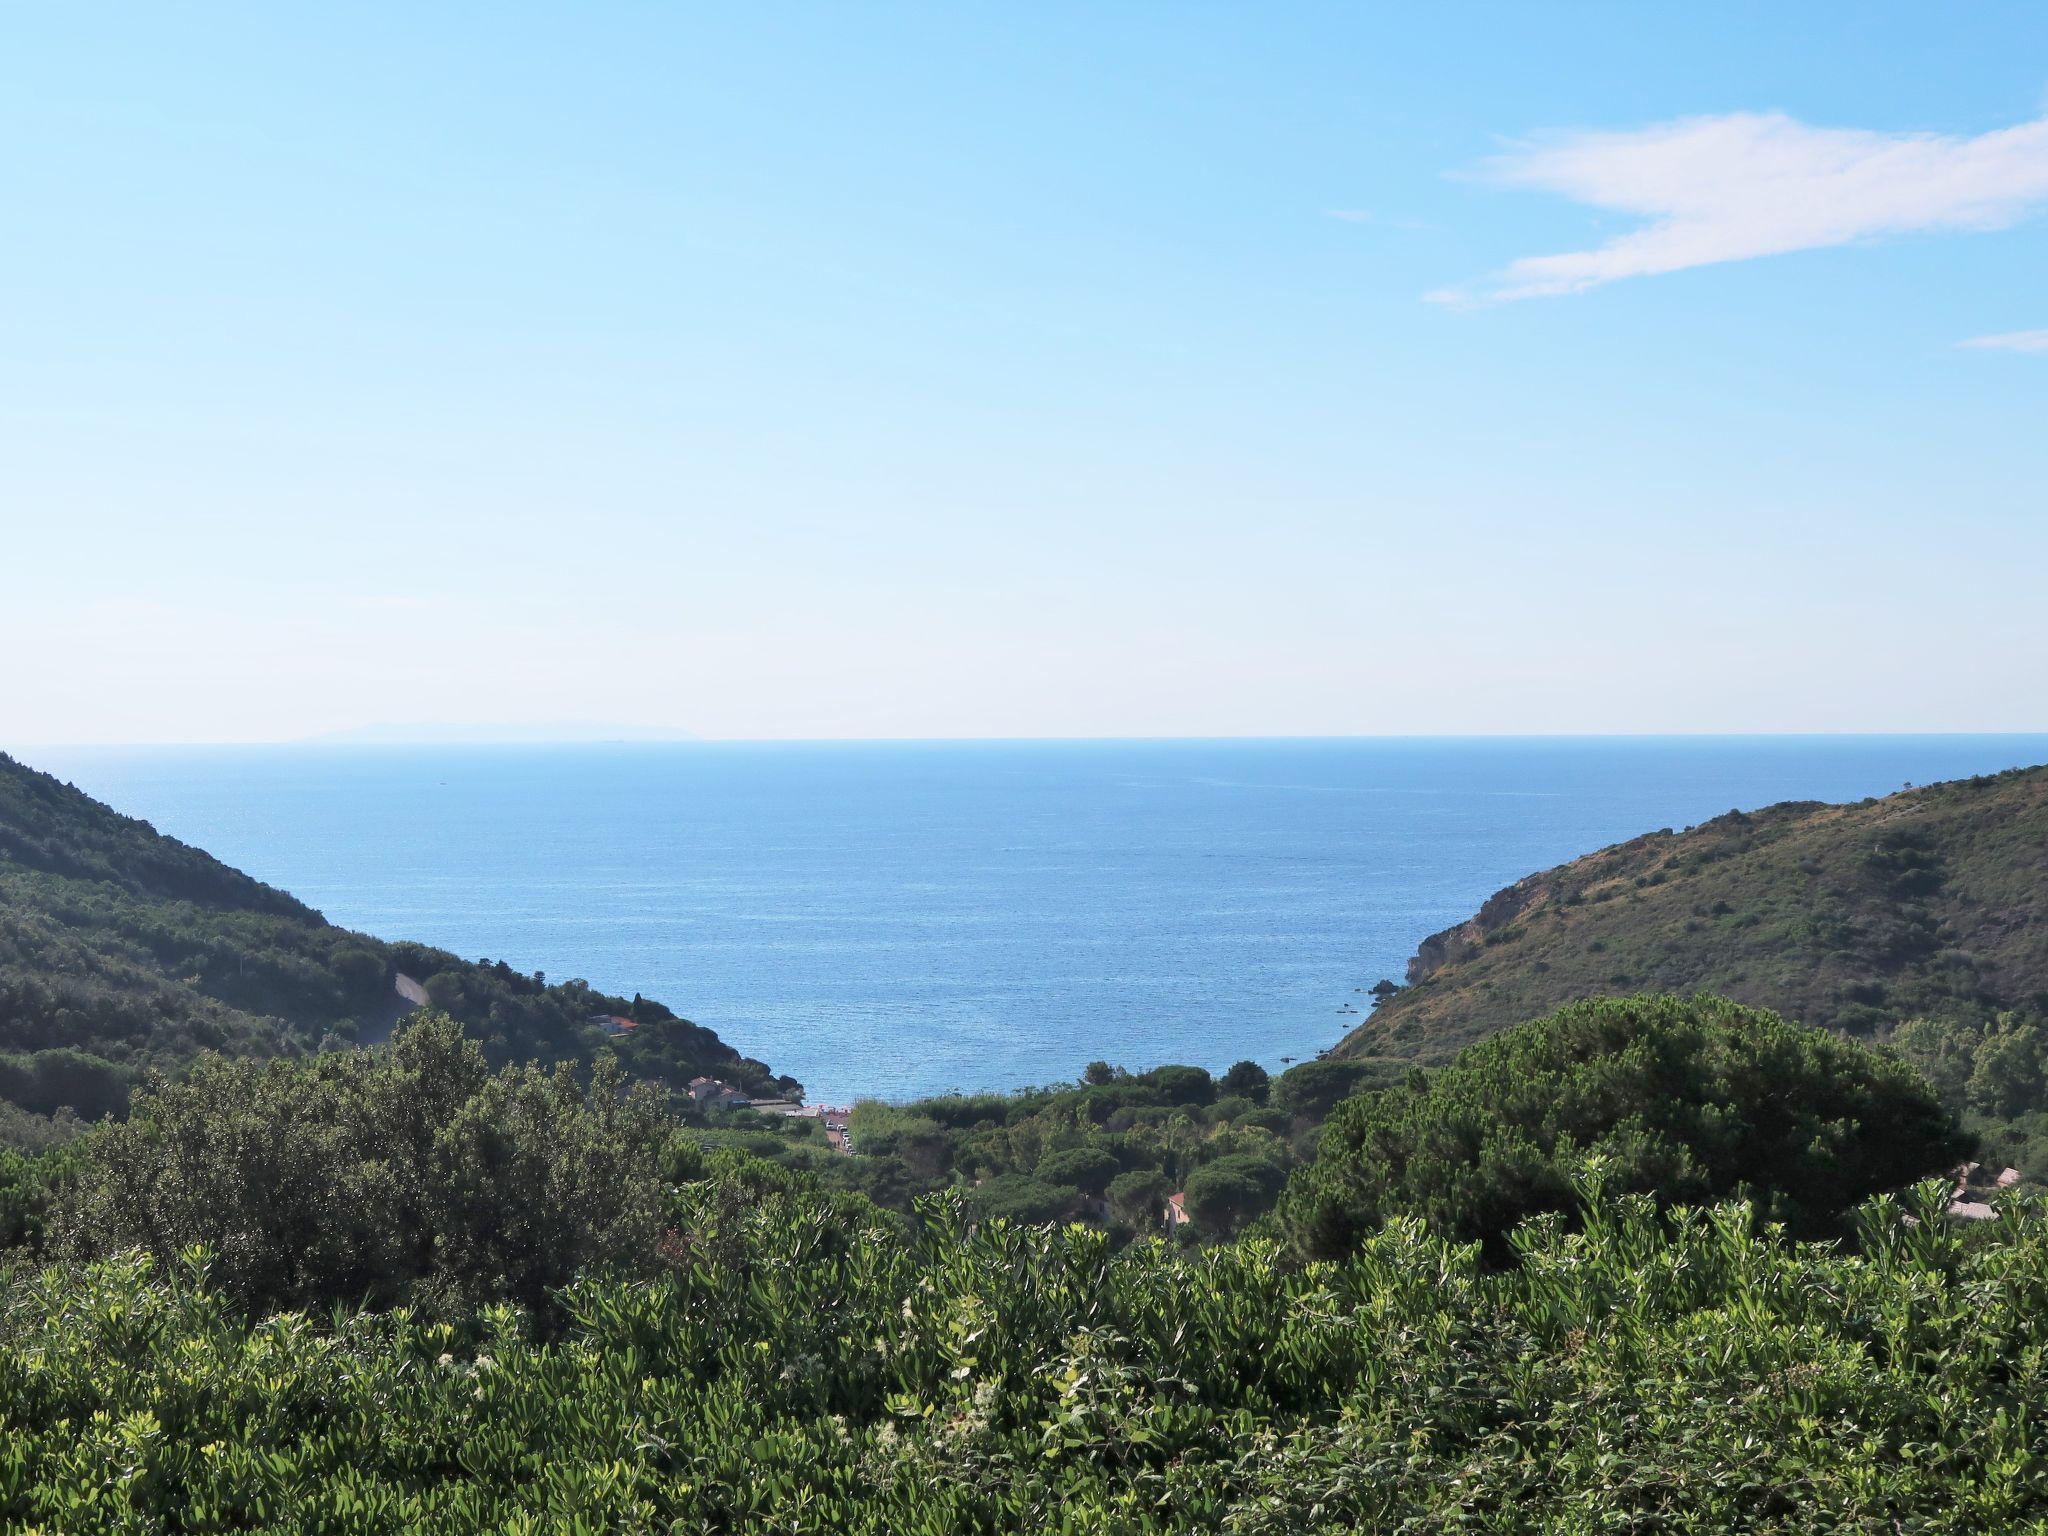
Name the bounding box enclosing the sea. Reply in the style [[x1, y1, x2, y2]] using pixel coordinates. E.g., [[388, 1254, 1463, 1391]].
[[19, 737, 2048, 1103]]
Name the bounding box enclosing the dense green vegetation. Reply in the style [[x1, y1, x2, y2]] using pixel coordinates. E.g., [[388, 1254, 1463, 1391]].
[[0, 998, 1997, 1530], [0, 1149, 2035, 1529], [1338, 763, 2048, 1061], [1891, 1010, 2048, 1180], [0, 752, 796, 1144], [667, 993, 1980, 1253], [720, 1054, 1401, 1237], [1284, 994, 1967, 1262], [59, 1017, 686, 1318]]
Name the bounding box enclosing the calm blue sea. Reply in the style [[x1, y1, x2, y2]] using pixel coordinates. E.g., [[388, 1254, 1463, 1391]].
[[19, 738, 2048, 1101]]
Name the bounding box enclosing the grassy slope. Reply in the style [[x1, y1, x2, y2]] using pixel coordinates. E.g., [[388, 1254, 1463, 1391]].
[[1337, 763, 2048, 1063], [0, 751, 795, 1133]]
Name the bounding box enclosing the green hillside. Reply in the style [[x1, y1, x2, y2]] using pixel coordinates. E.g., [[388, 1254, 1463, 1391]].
[[1337, 763, 2048, 1064], [0, 751, 795, 1144]]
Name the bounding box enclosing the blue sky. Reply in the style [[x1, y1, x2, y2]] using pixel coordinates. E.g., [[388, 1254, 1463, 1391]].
[[5, 4, 2045, 742]]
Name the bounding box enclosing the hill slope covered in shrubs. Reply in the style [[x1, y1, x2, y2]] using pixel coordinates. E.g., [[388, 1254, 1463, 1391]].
[[0, 750, 795, 1145], [1337, 763, 2048, 1062]]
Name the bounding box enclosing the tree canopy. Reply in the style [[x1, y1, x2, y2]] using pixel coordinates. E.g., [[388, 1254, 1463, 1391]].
[[1282, 993, 1968, 1262], [58, 1014, 684, 1316]]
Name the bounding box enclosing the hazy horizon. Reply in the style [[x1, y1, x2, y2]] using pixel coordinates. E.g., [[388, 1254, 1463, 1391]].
[[17, 729, 2048, 754]]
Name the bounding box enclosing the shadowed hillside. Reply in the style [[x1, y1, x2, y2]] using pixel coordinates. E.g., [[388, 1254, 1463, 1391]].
[[0, 751, 795, 1144], [1337, 763, 2048, 1063]]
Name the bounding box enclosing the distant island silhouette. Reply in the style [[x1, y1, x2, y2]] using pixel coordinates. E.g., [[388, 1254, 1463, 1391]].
[[303, 721, 700, 745]]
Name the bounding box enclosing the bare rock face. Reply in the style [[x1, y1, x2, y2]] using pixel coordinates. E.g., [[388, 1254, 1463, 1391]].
[[1406, 929, 1475, 983], [1405, 876, 1550, 983]]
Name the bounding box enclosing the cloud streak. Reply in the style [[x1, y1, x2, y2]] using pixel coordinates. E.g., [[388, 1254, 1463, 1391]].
[[1961, 329, 2048, 353], [1434, 110, 2048, 304]]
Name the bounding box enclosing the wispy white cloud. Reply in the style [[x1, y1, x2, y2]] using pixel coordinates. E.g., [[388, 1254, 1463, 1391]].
[[1961, 328, 2048, 353], [1432, 110, 2048, 304]]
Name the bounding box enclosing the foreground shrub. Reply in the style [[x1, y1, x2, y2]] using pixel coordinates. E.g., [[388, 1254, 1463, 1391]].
[[1282, 993, 1969, 1262], [0, 1143, 79, 1256], [57, 1014, 675, 1315], [1, 1171, 2044, 1532]]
